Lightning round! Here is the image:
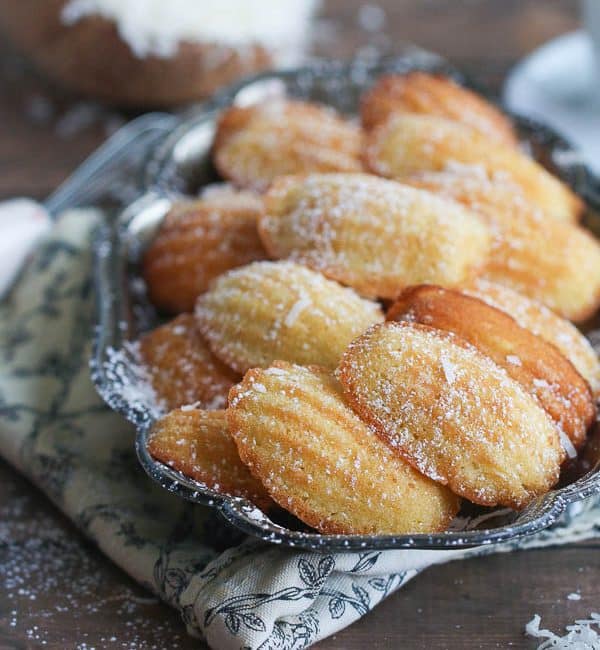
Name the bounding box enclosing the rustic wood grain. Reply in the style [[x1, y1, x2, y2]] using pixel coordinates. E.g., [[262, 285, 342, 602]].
[[1, 1, 594, 649], [0, 459, 201, 650]]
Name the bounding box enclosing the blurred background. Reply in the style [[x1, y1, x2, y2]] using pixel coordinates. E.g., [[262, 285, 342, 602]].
[[0, 0, 591, 201]]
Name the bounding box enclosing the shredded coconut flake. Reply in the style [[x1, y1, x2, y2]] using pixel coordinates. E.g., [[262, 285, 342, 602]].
[[180, 401, 202, 411], [440, 354, 456, 385], [526, 613, 600, 649], [559, 430, 578, 460], [61, 0, 318, 60], [506, 354, 522, 367], [533, 378, 551, 389], [284, 296, 312, 327]]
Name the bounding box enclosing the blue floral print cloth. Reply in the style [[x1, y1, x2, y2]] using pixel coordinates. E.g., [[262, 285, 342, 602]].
[[1, 209, 600, 650]]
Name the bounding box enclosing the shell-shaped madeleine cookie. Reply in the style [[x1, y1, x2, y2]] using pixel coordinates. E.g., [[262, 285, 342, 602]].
[[405, 168, 533, 215], [337, 322, 563, 509], [360, 72, 518, 146], [142, 193, 266, 314], [148, 408, 273, 510], [196, 261, 383, 373], [465, 279, 600, 398], [388, 286, 595, 450], [227, 362, 460, 534], [213, 100, 363, 192], [259, 174, 490, 299], [139, 314, 239, 411], [404, 170, 600, 321], [364, 113, 582, 223]]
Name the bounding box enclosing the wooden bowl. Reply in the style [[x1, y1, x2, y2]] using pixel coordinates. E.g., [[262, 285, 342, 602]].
[[0, 0, 277, 107]]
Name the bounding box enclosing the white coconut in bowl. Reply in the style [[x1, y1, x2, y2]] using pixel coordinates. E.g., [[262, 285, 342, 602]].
[[0, 0, 319, 107]]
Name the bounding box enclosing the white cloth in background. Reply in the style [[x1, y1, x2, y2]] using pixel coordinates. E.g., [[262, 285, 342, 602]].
[[0, 198, 51, 296], [504, 30, 600, 177]]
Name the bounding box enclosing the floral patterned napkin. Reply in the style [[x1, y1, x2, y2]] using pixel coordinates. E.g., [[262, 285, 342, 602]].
[[1, 208, 600, 650]]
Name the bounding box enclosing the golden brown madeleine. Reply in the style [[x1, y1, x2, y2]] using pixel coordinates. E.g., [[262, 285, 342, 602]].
[[259, 173, 490, 299], [387, 285, 595, 450], [405, 168, 531, 215], [337, 322, 563, 509], [464, 279, 600, 398], [360, 72, 518, 146], [364, 113, 582, 223], [142, 193, 266, 314], [404, 170, 600, 321], [195, 260, 383, 373], [139, 314, 239, 411], [148, 408, 273, 510], [212, 99, 363, 192], [227, 362, 460, 534], [482, 211, 600, 322]]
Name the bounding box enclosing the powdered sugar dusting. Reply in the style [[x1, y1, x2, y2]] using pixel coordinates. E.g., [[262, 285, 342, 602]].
[[229, 361, 459, 534], [195, 260, 383, 373], [261, 173, 490, 298], [466, 280, 600, 398], [138, 313, 238, 411], [216, 101, 362, 192], [1, 474, 189, 649], [102, 340, 164, 420], [340, 322, 562, 508]]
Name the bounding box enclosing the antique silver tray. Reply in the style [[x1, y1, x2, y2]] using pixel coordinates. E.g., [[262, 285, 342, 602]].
[[91, 53, 600, 551]]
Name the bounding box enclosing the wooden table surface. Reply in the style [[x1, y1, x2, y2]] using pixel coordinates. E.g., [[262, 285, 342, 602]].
[[2, 1, 599, 648]]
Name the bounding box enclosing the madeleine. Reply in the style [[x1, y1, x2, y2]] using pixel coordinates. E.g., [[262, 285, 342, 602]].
[[213, 99, 363, 192], [260, 173, 490, 299], [227, 362, 460, 534], [142, 192, 266, 314], [465, 279, 600, 398], [195, 260, 383, 373], [139, 314, 239, 411], [337, 322, 563, 509], [388, 285, 595, 450], [148, 408, 273, 510], [360, 72, 517, 146], [404, 170, 600, 321], [364, 113, 582, 223]]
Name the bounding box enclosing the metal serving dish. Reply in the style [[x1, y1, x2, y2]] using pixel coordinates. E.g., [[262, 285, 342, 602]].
[[91, 53, 600, 551]]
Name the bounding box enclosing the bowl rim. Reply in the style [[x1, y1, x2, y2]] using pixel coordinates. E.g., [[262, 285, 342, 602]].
[[90, 53, 600, 552]]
